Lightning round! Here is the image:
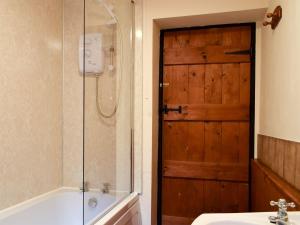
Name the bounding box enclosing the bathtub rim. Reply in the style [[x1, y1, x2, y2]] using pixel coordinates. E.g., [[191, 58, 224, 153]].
[[85, 191, 130, 225], [0, 187, 123, 221], [0, 188, 138, 225], [93, 192, 139, 225], [0, 187, 71, 220]]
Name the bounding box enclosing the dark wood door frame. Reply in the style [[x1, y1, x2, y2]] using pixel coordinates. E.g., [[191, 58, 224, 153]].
[[157, 23, 256, 225]]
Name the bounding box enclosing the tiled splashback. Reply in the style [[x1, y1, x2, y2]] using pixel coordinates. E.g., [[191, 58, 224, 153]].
[[257, 134, 300, 190]]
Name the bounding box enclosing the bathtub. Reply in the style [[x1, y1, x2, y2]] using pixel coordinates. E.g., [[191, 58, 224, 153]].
[[0, 189, 125, 225]]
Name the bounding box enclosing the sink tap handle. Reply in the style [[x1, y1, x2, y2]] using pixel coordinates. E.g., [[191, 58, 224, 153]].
[[286, 202, 296, 208], [269, 199, 296, 223], [270, 199, 296, 209], [270, 200, 279, 206]]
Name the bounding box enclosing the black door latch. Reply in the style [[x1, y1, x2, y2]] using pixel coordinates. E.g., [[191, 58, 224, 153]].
[[162, 105, 182, 114]]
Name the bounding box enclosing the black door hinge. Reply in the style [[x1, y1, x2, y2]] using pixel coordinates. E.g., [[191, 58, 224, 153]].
[[225, 46, 253, 57]]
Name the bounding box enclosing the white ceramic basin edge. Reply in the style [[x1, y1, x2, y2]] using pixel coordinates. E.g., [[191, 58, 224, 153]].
[[192, 212, 300, 225]]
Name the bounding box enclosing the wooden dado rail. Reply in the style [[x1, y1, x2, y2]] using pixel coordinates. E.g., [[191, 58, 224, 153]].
[[251, 160, 300, 211]]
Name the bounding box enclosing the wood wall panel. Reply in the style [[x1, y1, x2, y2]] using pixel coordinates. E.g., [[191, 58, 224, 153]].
[[251, 160, 300, 212], [257, 135, 300, 190]]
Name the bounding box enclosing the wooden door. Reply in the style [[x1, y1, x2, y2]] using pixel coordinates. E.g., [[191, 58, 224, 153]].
[[161, 25, 253, 225]]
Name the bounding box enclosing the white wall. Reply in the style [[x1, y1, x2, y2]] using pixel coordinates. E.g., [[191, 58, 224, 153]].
[[144, 0, 269, 20], [259, 0, 300, 142], [141, 0, 269, 224]]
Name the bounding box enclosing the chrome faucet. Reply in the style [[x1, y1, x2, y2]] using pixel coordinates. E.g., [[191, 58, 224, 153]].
[[269, 199, 296, 224], [102, 182, 110, 194]]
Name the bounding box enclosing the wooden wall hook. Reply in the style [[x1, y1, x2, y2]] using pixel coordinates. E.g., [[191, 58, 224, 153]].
[[263, 6, 282, 30]]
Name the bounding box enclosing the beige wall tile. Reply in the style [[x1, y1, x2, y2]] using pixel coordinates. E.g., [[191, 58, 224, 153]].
[[0, 0, 63, 209], [62, 0, 84, 188]]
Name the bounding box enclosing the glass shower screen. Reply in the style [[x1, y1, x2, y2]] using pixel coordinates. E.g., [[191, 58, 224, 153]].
[[83, 0, 134, 224]]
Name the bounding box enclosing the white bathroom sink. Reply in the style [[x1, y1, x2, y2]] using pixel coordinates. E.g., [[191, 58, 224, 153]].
[[202, 221, 261, 225], [192, 212, 300, 225], [204, 222, 260, 225]]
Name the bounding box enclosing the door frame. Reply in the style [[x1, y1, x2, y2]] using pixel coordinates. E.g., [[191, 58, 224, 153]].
[[157, 22, 256, 225]]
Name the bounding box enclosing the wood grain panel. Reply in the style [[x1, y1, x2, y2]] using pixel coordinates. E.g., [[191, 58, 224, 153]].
[[163, 122, 204, 162], [257, 135, 300, 190], [162, 216, 194, 225], [274, 138, 285, 177], [203, 181, 221, 212], [162, 178, 204, 218], [163, 178, 249, 218], [163, 122, 187, 161], [163, 104, 249, 121], [239, 63, 251, 105], [251, 160, 300, 212], [163, 65, 188, 104], [172, 31, 191, 49], [189, 29, 206, 47], [188, 65, 205, 104], [205, 180, 248, 213], [164, 32, 174, 49], [237, 183, 249, 212], [161, 26, 252, 224], [164, 46, 250, 65], [205, 64, 222, 104], [164, 26, 251, 65], [204, 122, 222, 162], [220, 182, 248, 212], [222, 64, 240, 104], [296, 149, 300, 190], [222, 26, 251, 49], [163, 160, 248, 182], [221, 122, 240, 163], [187, 122, 205, 161], [238, 122, 250, 164], [284, 143, 297, 185], [205, 28, 223, 46]]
